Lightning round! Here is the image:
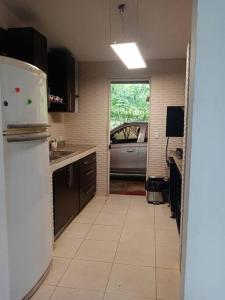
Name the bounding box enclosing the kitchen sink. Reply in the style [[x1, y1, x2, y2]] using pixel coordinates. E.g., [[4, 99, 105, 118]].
[[50, 150, 74, 161]]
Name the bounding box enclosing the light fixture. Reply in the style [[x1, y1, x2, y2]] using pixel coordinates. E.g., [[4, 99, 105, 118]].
[[111, 42, 146, 69], [109, 2, 147, 69]]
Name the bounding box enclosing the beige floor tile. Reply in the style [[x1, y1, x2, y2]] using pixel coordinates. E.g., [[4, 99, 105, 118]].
[[106, 264, 156, 298], [63, 223, 91, 239], [31, 285, 55, 300], [120, 226, 155, 244], [51, 287, 104, 300], [129, 196, 149, 207], [90, 196, 107, 205], [86, 225, 122, 242], [101, 203, 129, 215], [156, 268, 180, 300], [127, 205, 154, 216], [75, 239, 118, 262], [93, 195, 107, 201], [155, 215, 177, 230], [156, 230, 180, 248], [104, 293, 155, 300], [84, 201, 105, 213], [156, 246, 180, 269], [125, 212, 154, 227], [95, 213, 126, 226], [154, 205, 171, 218], [74, 211, 98, 224], [115, 242, 155, 267], [53, 236, 83, 258], [108, 194, 131, 201], [44, 257, 71, 286], [59, 260, 112, 292]]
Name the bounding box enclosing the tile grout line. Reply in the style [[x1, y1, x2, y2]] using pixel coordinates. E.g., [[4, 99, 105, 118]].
[[102, 194, 131, 299], [48, 195, 155, 299], [51, 196, 107, 296]]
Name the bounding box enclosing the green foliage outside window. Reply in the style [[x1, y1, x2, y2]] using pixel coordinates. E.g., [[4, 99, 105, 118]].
[[110, 83, 150, 129]]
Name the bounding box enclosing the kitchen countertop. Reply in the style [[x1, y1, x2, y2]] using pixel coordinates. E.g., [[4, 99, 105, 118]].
[[169, 151, 183, 174], [50, 144, 96, 173]]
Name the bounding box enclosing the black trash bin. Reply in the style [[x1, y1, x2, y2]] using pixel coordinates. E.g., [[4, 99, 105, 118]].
[[145, 177, 168, 205]]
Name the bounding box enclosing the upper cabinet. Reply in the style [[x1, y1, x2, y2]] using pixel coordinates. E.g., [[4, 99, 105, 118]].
[[6, 27, 48, 73], [48, 49, 78, 113]]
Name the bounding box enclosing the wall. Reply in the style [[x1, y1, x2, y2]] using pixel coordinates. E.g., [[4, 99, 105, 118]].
[[64, 59, 186, 195], [0, 1, 25, 28], [48, 113, 66, 140], [181, 0, 225, 299]]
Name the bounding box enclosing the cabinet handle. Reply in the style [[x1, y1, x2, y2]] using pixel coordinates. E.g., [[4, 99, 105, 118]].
[[86, 169, 95, 176], [83, 160, 89, 165], [86, 185, 95, 195]]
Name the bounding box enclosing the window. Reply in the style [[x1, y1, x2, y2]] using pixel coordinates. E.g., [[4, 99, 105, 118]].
[[111, 125, 140, 144]]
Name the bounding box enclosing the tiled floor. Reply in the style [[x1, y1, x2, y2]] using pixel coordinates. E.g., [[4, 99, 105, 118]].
[[31, 195, 180, 300]]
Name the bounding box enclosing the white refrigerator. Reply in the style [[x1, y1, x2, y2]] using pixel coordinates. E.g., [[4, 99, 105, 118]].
[[0, 56, 53, 300]]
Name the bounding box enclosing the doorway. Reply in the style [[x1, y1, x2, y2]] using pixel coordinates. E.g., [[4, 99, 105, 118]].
[[109, 81, 150, 195]]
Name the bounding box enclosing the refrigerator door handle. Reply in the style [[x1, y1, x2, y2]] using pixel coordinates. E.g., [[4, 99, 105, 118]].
[[7, 133, 50, 143]]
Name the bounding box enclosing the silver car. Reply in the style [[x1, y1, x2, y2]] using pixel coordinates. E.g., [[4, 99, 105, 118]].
[[110, 122, 148, 174]]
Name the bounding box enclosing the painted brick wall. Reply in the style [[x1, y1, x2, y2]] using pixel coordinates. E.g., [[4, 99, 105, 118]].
[[64, 59, 186, 195], [48, 113, 66, 140], [149, 73, 185, 178]]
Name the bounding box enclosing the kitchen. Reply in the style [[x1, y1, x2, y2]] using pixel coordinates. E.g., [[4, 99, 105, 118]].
[[0, 1, 222, 300]]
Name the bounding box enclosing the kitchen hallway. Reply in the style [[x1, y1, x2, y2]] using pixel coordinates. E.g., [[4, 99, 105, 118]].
[[32, 195, 180, 300]]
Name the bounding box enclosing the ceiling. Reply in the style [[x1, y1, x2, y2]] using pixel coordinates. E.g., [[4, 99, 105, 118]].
[[4, 0, 192, 62]]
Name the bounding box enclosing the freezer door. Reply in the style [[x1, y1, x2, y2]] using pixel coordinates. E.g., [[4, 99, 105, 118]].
[[0, 59, 48, 129], [4, 138, 53, 300]]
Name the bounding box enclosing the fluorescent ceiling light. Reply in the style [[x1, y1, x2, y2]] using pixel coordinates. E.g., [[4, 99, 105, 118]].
[[110, 42, 147, 69]]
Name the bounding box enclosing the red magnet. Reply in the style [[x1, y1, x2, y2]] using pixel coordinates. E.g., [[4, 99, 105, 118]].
[[15, 87, 21, 93]]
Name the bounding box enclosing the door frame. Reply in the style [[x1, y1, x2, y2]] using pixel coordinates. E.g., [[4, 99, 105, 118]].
[[107, 79, 151, 195]]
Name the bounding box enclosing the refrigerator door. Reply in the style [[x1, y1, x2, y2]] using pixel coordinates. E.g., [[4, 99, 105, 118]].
[[4, 138, 53, 300], [0, 56, 48, 129]]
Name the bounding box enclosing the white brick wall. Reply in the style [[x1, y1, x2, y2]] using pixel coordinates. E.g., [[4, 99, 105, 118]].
[[48, 113, 66, 140], [149, 73, 185, 178], [62, 59, 186, 195]]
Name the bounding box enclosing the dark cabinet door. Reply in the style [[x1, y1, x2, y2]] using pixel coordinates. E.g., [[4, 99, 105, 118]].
[[53, 162, 79, 237], [48, 49, 77, 112], [6, 27, 47, 73], [169, 158, 182, 233]]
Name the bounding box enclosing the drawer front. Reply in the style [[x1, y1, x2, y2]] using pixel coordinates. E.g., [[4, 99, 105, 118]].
[[80, 183, 96, 209], [80, 169, 96, 186], [80, 177, 96, 192], [80, 152, 96, 168], [79, 152, 96, 209], [80, 160, 96, 174]]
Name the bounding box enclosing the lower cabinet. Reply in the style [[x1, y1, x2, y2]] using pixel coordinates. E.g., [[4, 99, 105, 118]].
[[53, 161, 80, 237], [169, 157, 182, 233], [53, 152, 96, 238]]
